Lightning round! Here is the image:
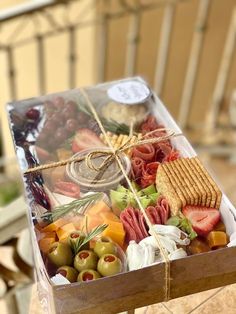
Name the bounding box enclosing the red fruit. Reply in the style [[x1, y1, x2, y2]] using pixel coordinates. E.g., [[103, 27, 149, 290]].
[[54, 181, 80, 198], [65, 119, 78, 132], [55, 127, 68, 142], [54, 96, 65, 109], [182, 206, 220, 237], [35, 146, 51, 162], [72, 128, 105, 153], [26, 108, 40, 121]]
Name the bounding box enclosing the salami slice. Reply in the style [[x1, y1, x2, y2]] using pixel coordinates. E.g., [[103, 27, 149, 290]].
[[146, 206, 161, 225], [131, 157, 146, 178], [131, 144, 155, 161], [141, 115, 162, 134], [120, 207, 149, 243], [141, 162, 159, 188], [119, 215, 138, 243], [138, 213, 149, 238], [157, 197, 170, 224], [163, 149, 180, 162]]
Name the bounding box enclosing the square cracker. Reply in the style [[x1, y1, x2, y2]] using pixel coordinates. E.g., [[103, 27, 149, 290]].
[[162, 163, 187, 208], [173, 158, 200, 206], [165, 160, 194, 205], [194, 157, 222, 209], [185, 157, 212, 207], [190, 157, 216, 208], [156, 165, 182, 215]]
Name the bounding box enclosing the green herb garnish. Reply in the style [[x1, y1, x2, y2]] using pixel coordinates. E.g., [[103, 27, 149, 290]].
[[166, 216, 197, 240], [77, 99, 130, 135], [70, 223, 108, 255], [42, 192, 103, 223]]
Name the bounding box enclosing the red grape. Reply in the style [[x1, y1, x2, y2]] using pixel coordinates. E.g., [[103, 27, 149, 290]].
[[65, 119, 78, 132], [43, 121, 57, 133], [53, 96, 65, 110], [77, 112, 90, 124], [55, 127, 68, 142], [44, 100, 55, 116], [66, 101, 77, 112], [50, 112, 65, 126], [62, 107, 74, 120], [26, 108, 40, 121]]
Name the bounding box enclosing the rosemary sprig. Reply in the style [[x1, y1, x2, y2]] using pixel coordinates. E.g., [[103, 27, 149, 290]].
[[70, 223, 108, 255], [41, 192, 103, 223], [100, 117, 130, 135]]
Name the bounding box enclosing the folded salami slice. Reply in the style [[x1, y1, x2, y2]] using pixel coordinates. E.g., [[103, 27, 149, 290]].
[[131, 157, 145, 179], [146, 206, 161, 225], [131, 144, 155, 161], [120, 207, 148, 243], [157, 197, 170, 224], [141, 162, 159, 188]]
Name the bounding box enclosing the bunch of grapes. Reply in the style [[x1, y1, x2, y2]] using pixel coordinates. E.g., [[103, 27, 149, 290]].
[[36, 97, 90, 151]]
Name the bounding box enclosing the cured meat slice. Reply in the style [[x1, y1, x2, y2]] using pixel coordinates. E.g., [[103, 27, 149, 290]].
[[141, 162, 159, 188], [131, 157, 146, 179], [138, 213, 149, 238], [131, 144, 155, 161], [120, 207, 148, 243], [146, 206, 161, 225], [145, 197, 170, 225], [155, 143, 172, 162], [140, 115, 163, 133], [163, 149, 180, 162]]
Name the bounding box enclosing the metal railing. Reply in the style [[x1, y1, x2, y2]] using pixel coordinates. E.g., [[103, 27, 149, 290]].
[[0, 0, 236, 158]]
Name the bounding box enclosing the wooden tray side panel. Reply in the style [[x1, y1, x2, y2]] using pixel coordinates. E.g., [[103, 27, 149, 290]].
[[171, 246, 236, 298], [53, 263, 166, 314]]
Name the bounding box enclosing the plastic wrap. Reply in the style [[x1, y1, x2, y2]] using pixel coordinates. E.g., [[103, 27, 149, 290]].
[[6, 77, 236, 313]]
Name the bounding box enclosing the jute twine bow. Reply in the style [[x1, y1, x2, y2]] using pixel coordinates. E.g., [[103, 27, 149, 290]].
[[24, 88, 183, 301]]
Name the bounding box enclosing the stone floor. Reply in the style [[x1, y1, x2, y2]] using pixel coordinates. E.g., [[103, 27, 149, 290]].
[[2, 156, 236, 313]]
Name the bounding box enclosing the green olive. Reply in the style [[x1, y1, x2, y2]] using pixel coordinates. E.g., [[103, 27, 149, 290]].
[[94, 237, 117, 258], [97, 254, 122, 277], [68, 231, 89, 251], [77, 269, 101, 282], [56, 266, 78, 283], [74, 250, 98, 272], [48, 242, 73, 267]]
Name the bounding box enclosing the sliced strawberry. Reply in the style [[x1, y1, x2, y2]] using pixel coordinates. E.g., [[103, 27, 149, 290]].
[[54, 181, 80, 198], [72, 128, 105, 153], [35, 146, 51, 162], [182, 206, 220, 237]]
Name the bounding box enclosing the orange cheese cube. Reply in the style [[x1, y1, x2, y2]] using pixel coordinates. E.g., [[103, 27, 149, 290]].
[[40, 231, 56, 241], [82, 215, 103, 232], [102, 220, 125, 247], [100, 211, 120, 222], [206, 231, 228, 249], [39, 237, 55, 253], [42, 218, 67, 232], [56, 223, 76, 243], [86, 201, 111, 216]]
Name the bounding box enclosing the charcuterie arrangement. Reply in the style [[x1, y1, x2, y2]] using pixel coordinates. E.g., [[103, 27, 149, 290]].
[[7, 79, 231, 286]]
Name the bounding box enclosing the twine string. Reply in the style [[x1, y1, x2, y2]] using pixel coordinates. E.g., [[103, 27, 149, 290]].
[[23, 88, 182, 301], [79, 89, 172, 301]]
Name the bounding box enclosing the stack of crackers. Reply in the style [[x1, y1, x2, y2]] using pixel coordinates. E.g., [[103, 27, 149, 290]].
[[156, 157, 222, 215]]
